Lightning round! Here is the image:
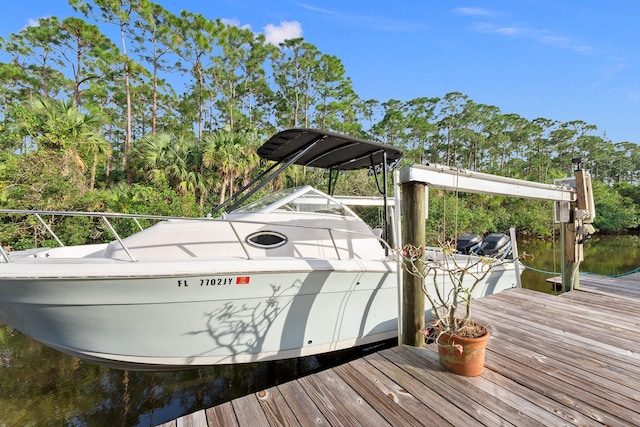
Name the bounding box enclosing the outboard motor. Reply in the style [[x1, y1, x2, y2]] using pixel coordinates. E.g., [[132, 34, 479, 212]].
[[456, 234, 482, 255], [479, 233, 511, 258]]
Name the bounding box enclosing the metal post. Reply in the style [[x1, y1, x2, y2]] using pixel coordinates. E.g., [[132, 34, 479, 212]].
[[509, 227, 522, 288], [393, 170, 403, 344], [382, 151, 389, 254]]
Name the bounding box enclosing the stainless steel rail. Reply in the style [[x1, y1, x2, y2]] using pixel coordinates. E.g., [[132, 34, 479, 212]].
[[0, 209, 394, 263], [0, 209, 194, 263]]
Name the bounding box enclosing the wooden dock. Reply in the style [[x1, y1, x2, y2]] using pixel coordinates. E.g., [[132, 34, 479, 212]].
[[159, 273, 640, 426]]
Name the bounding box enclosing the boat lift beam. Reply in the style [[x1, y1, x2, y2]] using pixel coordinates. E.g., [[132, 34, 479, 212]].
[[399, 163, 576, 202], [396, 163, 584, 348]]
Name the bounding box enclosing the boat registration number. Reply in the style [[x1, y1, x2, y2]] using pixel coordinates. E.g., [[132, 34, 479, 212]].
[[177, 276, 250, 287]]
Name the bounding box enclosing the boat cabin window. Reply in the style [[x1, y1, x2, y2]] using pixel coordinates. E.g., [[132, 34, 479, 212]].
[[234, 186, 355, 218], [246, 231, 288, 248]]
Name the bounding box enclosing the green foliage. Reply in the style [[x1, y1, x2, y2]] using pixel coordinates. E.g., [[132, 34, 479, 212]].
[[425, 191, 498, 243], [0, 150, 88, 210], [0, 145, 200, 249], [0, 1, 638, 243], [500, 199, 554, 237], [592, 180, 639, 232], [615, 182, 640, 207], [424, 191, 558, 244], [0, 183, 201, 249], [104, 183, 200, 217], [98, 183, 201, 240]]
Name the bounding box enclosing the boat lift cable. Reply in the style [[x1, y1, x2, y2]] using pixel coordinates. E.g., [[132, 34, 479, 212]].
[[593, 266, 640, 277], [370, 152, 385, 196], [520, 263, 561, 276], [520, 262, 640, 278], [368, 151, 390, 248]]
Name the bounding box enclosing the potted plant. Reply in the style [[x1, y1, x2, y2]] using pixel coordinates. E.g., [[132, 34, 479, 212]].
[[401, 241, 498, 376]]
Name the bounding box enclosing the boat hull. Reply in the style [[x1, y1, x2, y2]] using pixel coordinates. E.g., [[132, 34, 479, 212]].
[[0, 257, 519, 370], [0, 258, 400, 369]]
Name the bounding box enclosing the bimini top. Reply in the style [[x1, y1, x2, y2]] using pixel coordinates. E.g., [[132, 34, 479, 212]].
[[212, 129, 403, 215], [257, 128, 403, 171]]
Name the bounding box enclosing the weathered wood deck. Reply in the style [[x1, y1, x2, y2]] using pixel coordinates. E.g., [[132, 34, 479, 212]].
[[159, 273, 640, 426]]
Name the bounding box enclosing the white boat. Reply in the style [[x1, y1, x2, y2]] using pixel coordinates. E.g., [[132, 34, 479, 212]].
[[0, 129, 520, 370]]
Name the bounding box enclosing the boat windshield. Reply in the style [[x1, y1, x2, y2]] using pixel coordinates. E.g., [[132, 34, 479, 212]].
[[234, 186, 355, 217], [235, 188, 297, 212]]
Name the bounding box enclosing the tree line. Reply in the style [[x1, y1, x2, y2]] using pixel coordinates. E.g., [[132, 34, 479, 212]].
[[0, 0, 638, 249]]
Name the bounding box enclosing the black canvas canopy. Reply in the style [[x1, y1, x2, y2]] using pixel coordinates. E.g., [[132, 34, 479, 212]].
[[212, 129, 403, 216], [257, 128, 403, 171]]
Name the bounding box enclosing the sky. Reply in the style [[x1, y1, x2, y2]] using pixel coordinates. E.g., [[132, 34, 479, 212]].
[[2, 0, 640, 144]]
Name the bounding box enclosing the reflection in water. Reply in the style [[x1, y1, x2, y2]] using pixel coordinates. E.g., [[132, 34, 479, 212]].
[[519, 234, 640, 293], [2, 235, 637, 426], [0, 322, 392, 426]]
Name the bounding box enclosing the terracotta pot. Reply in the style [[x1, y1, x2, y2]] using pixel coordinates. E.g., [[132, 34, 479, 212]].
[[437, 327, 490, 376]]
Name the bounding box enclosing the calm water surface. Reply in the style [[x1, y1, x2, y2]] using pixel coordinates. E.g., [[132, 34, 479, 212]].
[[518, 234, 640, 293], [1, 235, 638, 426]]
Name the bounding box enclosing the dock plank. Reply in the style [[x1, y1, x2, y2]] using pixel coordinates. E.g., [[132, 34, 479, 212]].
[[478, 294, 640, 360], [231, 394, 271, 426], [379, 348, 515, 426], [204, 402, 238, 427], [364, 351, 470, 426], [476, 363, 588, 426], [287, 370, 388, 427], [253, 387, 301, 426], [476, 289, 640, 355], [357, 352, 455, 425], [485, 346, 632, 426], [332, 360, 425, 426], [275, 380, 329, 426], [471, 301, 640, 388], [486, 330, 640, 425], [161, 274, 640, 426], [395, 345, 544, 426]]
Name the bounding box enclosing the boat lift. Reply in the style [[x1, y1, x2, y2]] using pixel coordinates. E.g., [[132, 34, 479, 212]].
[[396, 161, 595, 346]]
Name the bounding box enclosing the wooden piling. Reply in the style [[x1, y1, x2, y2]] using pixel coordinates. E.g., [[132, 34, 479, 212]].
[[561, 168, 590, 292], [561, 220, 579, 292], [400, 181, 425, 347]]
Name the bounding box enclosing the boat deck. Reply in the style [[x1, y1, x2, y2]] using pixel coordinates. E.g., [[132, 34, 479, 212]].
[[159, 273, 640, 426]]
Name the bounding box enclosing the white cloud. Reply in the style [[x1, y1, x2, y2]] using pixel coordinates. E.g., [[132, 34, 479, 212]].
[[296, 3, 338, 15], [221, 18, 251, 30], [295, 3, 423, 33], [24, 16, 50, 29], [473, 22, 527, 36], [453, 7, 492, 16], [494, 26, 523, 36], [473, 21, 594, 55], [264, 21, 303, 44]]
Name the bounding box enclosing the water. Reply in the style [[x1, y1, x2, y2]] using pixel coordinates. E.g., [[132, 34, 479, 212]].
[[518, 234, 640, 293], [0, 327, 393, 426], [1, 235, 638, 426]]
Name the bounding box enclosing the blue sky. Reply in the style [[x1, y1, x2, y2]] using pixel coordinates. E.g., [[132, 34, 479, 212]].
[[2, 0, 640, 144]]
